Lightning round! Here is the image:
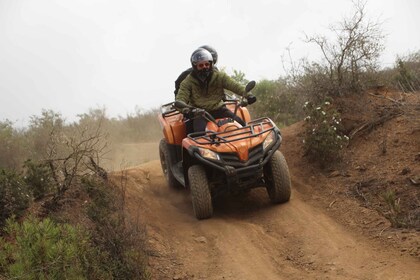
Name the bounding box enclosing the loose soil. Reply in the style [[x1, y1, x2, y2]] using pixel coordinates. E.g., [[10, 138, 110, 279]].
[[110, 90, 420, 279]]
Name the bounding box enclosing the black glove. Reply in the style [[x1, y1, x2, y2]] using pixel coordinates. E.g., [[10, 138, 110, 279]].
[[247, 94, 257, 105], [181, 108, 191, 114], [191, 108, 205, 116]]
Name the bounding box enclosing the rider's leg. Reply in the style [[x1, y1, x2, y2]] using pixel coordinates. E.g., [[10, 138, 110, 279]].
[[193, 116, 207, 132], [211, 106, 245, 126]]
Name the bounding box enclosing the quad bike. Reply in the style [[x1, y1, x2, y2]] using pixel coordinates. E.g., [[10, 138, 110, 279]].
[[158, 81, 291, 219]]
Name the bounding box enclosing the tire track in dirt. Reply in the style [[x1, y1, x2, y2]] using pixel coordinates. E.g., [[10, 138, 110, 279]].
[[121, 160, 420, 280]]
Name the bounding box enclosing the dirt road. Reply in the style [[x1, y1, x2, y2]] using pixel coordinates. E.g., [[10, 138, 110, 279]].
[[117, 154, 420, 280]]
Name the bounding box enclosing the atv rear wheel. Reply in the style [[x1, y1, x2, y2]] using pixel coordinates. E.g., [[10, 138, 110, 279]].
[[159, 139, 182, 189], [264, 150, 291, 203], [188, 165, 213, 219]]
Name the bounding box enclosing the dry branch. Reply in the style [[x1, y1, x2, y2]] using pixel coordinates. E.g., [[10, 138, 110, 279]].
[[349, 108, 402, 139]]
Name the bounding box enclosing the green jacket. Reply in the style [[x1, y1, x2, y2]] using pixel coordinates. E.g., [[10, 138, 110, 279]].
[[176, 71, 246, 111]]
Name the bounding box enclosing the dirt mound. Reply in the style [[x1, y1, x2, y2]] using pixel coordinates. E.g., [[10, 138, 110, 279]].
[[281, 89, 420, 258]]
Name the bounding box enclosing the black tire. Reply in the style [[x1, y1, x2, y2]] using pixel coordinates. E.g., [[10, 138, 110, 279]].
[[159, 139, 182, 189], [188, 165, 213, 219], [264, 150, 291, 203]]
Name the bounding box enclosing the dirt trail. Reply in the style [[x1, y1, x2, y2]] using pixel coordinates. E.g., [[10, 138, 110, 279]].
[[118, 157, 420, 280]]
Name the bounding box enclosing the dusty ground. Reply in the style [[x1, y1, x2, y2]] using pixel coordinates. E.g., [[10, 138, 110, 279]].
[[110, 90, 420, 279]]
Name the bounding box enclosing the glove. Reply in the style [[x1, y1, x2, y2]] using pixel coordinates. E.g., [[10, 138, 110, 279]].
[[191, 108, 205, 116], [247, 94, 257, 105], [181, 108, 191, 114]]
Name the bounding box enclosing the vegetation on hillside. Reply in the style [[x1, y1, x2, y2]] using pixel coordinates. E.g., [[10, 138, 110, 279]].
[[0, 111, 152, 279]]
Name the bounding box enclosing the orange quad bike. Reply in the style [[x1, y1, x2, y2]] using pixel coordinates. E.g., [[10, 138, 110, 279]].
[[158, 81, 291, 219]]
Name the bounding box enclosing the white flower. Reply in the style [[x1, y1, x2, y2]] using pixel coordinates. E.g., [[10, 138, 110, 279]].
[[322, 111, 326, 115], [324, 101, 330, 105], [333, 126, 337, 131], [337, 135, 342, 139], [316, 107, 321, 110], [344, 135, 349, 140]]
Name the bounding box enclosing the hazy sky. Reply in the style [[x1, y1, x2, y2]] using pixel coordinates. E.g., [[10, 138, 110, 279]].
[[1, 0, 419, 125]]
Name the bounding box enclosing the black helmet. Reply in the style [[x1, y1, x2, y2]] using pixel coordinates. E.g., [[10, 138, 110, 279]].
[[190, 48, 213, 69], [199, 45, 218, 64]]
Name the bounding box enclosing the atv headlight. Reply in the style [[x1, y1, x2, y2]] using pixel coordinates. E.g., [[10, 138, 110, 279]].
[[198, 148, 220, 161], [263, 131, 276, 150]]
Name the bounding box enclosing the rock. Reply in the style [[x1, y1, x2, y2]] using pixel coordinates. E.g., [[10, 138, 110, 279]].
[[328, 170, 341, 177], [400, 167, 411, 175], [194, 236, 207, 243], [409, 177, 420, 186], [355, 165, 367, 172]]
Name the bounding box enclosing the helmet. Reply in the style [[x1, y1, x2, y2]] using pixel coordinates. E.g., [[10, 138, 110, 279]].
[[190, 48, 213, 68], [199, 45, 218, 64]]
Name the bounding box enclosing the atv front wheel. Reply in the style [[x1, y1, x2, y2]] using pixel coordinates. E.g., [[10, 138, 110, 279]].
[[264, 150, 291, 203], [188, 165, 213, 219], [159, 139, 182, 189]]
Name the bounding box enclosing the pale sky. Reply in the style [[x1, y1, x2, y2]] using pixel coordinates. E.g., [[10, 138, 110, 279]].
[[1, 0, 419, 125]]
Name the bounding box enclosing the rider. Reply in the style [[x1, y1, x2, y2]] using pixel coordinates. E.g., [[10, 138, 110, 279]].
[[174, 45, 218, 96], [175, 48, 256, 132]]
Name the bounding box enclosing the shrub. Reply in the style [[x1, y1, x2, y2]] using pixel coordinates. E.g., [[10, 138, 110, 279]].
[[0, 120, 26, 170], [82, 175, 150, 279], [305, 0, 385, 95], [0, 217, 109, 279], [27, 109, 65, 162], [23, 160, 55, 200], [250, 79, 303, 126], [0, 169, 31, 228], [394, 51, 420, 92], [302, 100, 349, 166], [381, 190, 405, 228]]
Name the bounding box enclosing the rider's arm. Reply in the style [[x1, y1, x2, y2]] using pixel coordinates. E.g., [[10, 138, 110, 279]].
[[220, 72, 247, 97], [175, 76, 192, 105], [174, 68, 193, 96]]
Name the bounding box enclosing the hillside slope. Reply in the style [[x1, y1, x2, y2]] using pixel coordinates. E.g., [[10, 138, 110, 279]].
[[111, 90, 419, 279], [281, 89, 419, 258]]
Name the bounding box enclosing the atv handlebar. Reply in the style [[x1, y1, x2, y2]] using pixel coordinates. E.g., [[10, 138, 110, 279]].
[[174, 80, 257, 127]]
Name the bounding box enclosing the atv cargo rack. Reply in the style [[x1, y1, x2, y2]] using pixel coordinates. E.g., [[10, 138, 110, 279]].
[[160, 102, 179, 116], [187, 117, 279, 145]]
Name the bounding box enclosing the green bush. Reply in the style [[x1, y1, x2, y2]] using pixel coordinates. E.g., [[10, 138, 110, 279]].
[[302, 100, 349, 166], [0, 169, 31, 227], [234, 78, 303, 126], [0, 217, 109, 279], [381, 190, 404, 228], [82, 176, 150, 279], [394, 51, 420, 92], [0, 120, 26, 170], [24, 160, 55, 200]]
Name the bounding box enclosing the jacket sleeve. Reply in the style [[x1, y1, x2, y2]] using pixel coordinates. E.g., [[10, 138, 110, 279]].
[[174, 68, 192, 96], [221, 72, 247, 96], [175, 76, 191, 104]]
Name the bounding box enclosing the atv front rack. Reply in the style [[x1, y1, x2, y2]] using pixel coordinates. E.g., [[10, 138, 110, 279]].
[[187, 117, 279, 145]]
